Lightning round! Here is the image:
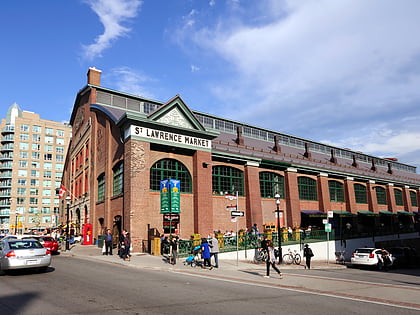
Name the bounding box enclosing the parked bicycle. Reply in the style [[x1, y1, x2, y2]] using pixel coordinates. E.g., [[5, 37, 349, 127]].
[[282, 248, 301, 265]]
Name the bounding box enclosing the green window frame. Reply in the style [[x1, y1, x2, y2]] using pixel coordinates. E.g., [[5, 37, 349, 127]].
[[375, 187, 387, 205], [97, 173, 105, 202], [259, 172, 284, 198], [212, 165, 244, 196], [298, 177, 317, 201], [394, 189, 403, 206], [112, 161, 124, 196], [410, 191, 418, 207], [328, 180, 344, 202], [150, 159, 192, 193], [354, 184, 367, 204]]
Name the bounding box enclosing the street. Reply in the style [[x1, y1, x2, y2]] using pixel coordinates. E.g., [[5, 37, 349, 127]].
[[0, 255, 419, 314]]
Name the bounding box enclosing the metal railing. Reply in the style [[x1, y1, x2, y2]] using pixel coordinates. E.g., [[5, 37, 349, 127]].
[[176, 228, 418, 257]]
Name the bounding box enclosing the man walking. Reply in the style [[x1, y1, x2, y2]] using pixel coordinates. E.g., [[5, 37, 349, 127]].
[[104, 229, 113, 255], [210, 233, 220, 268], [303, 244, 314, 269]]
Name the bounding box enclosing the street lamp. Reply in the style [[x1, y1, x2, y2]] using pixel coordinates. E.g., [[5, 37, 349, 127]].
[[66, 196, 71, 251], [275, 193, 282, 263]]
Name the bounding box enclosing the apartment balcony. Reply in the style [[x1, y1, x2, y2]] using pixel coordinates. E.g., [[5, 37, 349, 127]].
[[0, 201, 11, 207], [1, 125, 15, 134], [0, 143, 14, 152], [0, 210, 10, 217], [0, 171, 12, 179], [1, 134, 14, 143], [0, 181, 12, 188], [0, 162, 13, 170], [0, 154, 13, 161]]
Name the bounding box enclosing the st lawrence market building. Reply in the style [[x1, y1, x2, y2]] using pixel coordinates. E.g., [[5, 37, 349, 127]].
[[61, 67, 420, 252]]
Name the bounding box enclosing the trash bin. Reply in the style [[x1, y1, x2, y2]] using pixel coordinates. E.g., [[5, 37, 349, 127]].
[[97, 235, 105, 248]]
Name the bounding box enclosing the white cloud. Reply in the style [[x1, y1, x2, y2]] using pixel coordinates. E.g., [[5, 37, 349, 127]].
[[180, 0, 420, 167], [191, 65, 200, 72], [82, 0, 142, 60], [106, 66, 156, 99]]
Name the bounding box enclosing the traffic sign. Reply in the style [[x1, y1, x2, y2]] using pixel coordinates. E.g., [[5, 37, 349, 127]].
[[231, 211, 244, 217], [226, 205, 237, 211]]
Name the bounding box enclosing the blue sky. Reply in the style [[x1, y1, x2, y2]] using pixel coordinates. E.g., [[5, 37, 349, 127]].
[[2, 0, 420, 170]]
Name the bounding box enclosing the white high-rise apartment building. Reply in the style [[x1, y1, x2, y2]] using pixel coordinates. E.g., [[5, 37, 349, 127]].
[[0, 103, 71, 233]]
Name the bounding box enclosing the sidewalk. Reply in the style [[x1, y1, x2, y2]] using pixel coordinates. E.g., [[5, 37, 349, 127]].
[[59, 244, 347, 275]]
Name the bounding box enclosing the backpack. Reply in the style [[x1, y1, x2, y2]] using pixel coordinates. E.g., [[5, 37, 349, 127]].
[[306, 248, 314, 257]]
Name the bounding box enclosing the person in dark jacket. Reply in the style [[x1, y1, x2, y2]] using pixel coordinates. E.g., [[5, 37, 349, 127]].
[[104, 228, 113, 255], [169, 236, 179, 265], [303, 244, 314, 269], [201, 238, 212, 268], [120, 230, 131, 261]]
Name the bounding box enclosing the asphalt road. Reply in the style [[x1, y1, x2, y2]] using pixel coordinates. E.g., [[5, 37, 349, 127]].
[[1, 256, 419, 314]]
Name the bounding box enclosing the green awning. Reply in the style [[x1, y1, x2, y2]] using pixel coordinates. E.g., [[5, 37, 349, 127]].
[[333, 211, 356, 217], [379, 211, 394, 215], [397, 211, 415, 216], [358, 211, 378, 216]]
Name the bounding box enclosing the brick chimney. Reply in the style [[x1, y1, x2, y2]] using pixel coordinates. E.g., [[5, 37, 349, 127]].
[[87, 67, 102, 86]]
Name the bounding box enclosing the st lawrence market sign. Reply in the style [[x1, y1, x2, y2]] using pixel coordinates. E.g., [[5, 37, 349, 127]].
[[128, 125, 212, 150]]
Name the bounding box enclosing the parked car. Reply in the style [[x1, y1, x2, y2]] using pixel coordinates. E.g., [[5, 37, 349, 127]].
[[24, 236, 59, 253], [0, 238, 52, 272], [2, 235, 59, 253], [351, 248, 393, 269]]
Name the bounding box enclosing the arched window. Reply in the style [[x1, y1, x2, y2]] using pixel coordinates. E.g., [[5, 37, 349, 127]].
[[259, 172, 284, 198], [328, 180, 344, 202], [97, 173, 105, 202], [410, 191, 418, 207], [150, 159, 192, 193], [375, 187, 387, 205], [112, 161, 124, 196], [212, 165, 244, 196], [354, 184, 367, 204], [298, 177, 317, 201], [394, 189, 403, 206]]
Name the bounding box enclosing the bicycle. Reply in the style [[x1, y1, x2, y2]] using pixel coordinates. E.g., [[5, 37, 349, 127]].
[[282, 248, 301, 265], [254, 248, 268, 263]]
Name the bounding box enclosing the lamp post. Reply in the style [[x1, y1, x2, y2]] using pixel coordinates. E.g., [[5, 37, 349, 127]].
[[65, 196, 71, 251], [275, 193, 282, 263]]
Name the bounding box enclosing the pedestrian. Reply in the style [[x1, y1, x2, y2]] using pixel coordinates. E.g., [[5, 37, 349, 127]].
[[379, 248, 391, 271], [201, 238, 212, 269], [264, 240, 282, 278], [104, 228, 113, 255], [120, 229, 131, 261], [210, 233, 220, 268], [303, 244, 314, 269], [161, 236, 170, 256], [169, 236, 179, 265]]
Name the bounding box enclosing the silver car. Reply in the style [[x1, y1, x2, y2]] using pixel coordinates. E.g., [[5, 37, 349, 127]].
[[0, 238, 51, 272]]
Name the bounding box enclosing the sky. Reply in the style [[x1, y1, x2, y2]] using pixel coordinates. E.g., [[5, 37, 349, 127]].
[[1, 0, 420, 171]]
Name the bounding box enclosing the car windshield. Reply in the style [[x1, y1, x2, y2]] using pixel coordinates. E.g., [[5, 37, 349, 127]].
[[8, 240, 43, 249], [355, 248, 373, 254]]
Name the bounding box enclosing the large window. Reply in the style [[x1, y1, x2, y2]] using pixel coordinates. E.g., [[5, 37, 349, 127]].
[[354, 184, 367, 204], [150, 159, 192, 193], [410, 191, 418, 207], [97, 173, 105, 202], [375, 187, 387, 205], [259, 172, 284, 198], [394, 189, 403, 206], [112, 162, 124, 196], [329, 180, 344, 202], [298, 177, 317, 201], [212, 165, 244, 196]]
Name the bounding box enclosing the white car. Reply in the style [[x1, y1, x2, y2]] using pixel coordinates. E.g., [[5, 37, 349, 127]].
[[0, 238, 52, 272], [351, 248, 393, 269]]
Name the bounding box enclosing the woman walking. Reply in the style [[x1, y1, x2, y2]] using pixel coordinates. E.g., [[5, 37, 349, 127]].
[[264, 240, 283, 279]]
